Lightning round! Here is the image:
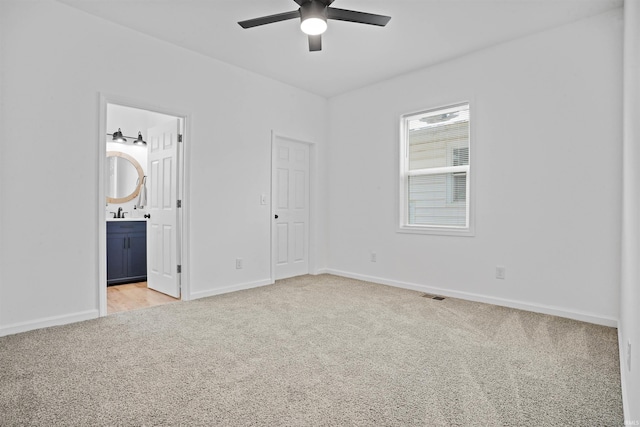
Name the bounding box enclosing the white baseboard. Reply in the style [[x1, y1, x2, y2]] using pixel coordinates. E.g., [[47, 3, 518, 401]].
[[325, 269, 618, 327], [618, 328, 631, 423], [0, 309, 100, 337], [189, 278, 274, 300], [312, 268, 330, 275]]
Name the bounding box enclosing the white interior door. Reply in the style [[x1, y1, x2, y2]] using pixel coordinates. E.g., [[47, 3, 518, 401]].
[[147, 119, 180, 298], [272, 136, 310, 280]]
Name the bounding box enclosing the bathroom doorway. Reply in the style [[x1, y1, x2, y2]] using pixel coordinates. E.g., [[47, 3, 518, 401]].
[[107, 282, 177, 314], [98, 97, 188, 316]]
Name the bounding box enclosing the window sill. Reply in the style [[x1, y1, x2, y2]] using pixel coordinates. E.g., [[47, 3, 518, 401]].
[[397, 225, 475, 237]]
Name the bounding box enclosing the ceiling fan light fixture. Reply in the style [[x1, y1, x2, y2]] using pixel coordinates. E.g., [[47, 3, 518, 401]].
[[301, 17, 327, 35], [300, 2, 327, 35], [238, 0, 391, 52]]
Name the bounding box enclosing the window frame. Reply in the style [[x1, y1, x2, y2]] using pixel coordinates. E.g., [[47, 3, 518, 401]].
[[398, 102, 475, 237]]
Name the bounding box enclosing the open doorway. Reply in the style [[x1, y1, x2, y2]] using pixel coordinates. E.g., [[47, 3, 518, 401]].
[[99, 99, 187, 315]]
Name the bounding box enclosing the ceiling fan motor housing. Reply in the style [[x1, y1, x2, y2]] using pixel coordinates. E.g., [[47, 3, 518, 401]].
[[300, 1, 328, 23]]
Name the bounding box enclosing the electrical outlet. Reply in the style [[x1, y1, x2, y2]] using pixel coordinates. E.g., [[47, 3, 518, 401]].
[[496, 266, 506, 280], [236, 258, 243, 269], [370, 252, 377, 263], [260, 194, 267, 205], [628, 340, 632, 372]]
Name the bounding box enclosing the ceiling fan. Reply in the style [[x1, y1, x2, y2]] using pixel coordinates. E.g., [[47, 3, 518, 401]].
[[238, 0, 391, 52]]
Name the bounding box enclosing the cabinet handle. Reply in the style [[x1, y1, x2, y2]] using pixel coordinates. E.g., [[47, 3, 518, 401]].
[[124, 237, 127, 249]]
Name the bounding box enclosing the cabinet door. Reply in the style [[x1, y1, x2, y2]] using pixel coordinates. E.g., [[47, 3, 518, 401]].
[[127, 231, 148, 279], [106, 232, 128, 283]]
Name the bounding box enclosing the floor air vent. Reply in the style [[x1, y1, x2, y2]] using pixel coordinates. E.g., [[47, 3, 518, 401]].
[[422, 293, 445, 300]]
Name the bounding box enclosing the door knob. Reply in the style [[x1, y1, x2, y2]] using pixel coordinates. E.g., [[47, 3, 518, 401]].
[[144, 214, 151, 219], [274, 214, 279, 219]]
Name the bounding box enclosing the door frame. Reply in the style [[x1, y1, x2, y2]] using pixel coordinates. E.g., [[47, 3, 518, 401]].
[[270, 131, 318, 283], [97, 93, 191, 316]]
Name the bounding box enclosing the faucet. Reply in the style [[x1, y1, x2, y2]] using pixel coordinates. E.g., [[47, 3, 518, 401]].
[[108, 207, 128, 219]]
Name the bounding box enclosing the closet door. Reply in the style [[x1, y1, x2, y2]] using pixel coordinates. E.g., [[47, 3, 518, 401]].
[[272, 136, 310, 280]]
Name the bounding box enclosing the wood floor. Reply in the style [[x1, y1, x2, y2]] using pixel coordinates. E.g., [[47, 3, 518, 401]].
[[107, 282, 178, 314]]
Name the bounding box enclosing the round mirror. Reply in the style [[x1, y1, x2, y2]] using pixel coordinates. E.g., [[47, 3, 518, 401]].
[[106, 151, 144, 204]]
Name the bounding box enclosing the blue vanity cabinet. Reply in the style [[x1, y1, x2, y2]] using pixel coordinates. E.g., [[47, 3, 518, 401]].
[[106, 229, 128, 282], [107, 221, 147, 285]]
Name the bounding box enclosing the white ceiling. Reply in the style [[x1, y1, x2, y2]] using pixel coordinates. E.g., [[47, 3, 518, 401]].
[[58, 0, 622, 98]]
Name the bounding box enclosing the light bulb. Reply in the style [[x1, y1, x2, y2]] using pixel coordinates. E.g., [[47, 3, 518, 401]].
[[301, 17, 327, 35]]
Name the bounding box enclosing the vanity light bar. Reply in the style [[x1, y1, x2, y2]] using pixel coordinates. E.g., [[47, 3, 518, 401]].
[[107, 128, 147, 145]]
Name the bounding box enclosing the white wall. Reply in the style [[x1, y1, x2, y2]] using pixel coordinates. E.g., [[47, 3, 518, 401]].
[[326, 9, 623, 325], [106, 103, 178, 143], [620, 0, 640, 421], [0, 0, 327, 333], [0, 0, 4, 337]]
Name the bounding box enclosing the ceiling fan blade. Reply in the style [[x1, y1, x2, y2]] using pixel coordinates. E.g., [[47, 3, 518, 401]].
[[309, 34, 322, 51], [238, 10, 300, 29], [327, 7, 391, 27]]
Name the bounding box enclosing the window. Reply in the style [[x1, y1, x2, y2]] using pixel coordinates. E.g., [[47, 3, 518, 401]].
[[399, 103, 472, 235]]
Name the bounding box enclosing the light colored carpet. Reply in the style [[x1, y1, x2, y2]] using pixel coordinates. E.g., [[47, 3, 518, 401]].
[[0, 274, 623, 426]]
